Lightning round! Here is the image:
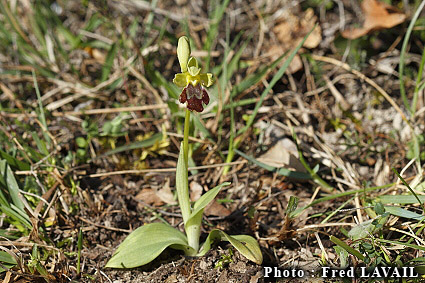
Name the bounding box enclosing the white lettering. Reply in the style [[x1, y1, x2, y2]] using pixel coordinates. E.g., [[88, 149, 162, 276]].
[[322, 267, 330, 277], [361, 267, 370, 277], [296, 270, 305, 277], [371, 268, 381, 277], [409, 267, 419, 278], [391, 267, 401, 278], [264, 267, 272, 277], [380, 267, 390, 277]]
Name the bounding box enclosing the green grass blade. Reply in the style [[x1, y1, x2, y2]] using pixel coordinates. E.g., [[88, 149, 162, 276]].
[[101, 43, 117, 82], [235, 149, 311, 180], [398, 0, 425, 114], [0, 150, 30, 171], [204, 0, 231, 71], [236, 25, 316, 136], [292, 130, 334, 192], [392, 168, 423, 208], [0, 160, 24, 211], [292, 183, 394, 217], [330, 235, 365, 261], [33, 70, 51, 145], [96, 132, 162, 158], [412, 44, 425, 115], [378, 195, 425, 204], [231, 52, 287, 99]]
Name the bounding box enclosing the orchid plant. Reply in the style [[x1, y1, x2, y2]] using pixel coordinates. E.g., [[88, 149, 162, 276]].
[[106, 37, 262, 268]]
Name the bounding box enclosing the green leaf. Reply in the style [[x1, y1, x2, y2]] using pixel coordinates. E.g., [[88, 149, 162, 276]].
[[286, 196, 299, 217], [176, 143, 191, 225], [106, 223, 193, 268], [231, 52, 286, 98], [333, 246, 349, 268], [385, 206, 425, 221], [235, 149, 311, 180], [188, 182, 230, 223], [0, 205, 32, 230], [330, 235, 365, 261], [378, 195, 425, 204], [0, 251, 17, 273], [348, 215, 388, 240], [0, 160, 24, 211], [414, 265, 425, 275], [101, 43, 117, 82], [199, 229, 263, 265], [0, 150, 30, 171], [237, 25, 316, 136], [96, 133, 162, 158], [0, 251, 17, 265], [185, 182, 231, 246]]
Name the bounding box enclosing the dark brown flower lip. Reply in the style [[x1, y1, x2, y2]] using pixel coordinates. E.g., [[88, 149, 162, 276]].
[[179, 84, 210, 112]]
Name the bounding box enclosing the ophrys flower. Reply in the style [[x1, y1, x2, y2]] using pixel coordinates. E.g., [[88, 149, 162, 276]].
[[173, 36, 213, 112]]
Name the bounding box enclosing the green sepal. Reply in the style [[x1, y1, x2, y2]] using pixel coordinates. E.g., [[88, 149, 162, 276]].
[[200, 73, 213, 87], [177, 36, 191, 72], [173, 73, 187, 87]]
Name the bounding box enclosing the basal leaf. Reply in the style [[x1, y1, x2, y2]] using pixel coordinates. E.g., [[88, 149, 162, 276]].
[[106, 222, 193, 268], [199, 229, 263, 265]]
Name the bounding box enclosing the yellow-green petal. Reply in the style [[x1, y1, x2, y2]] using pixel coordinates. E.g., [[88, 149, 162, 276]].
[[200, 73, 213, 87], [187, 57, 198, 69], [188, 66, 200, 77], [177, 36, 191, 72], [173, 73, 188, 87]]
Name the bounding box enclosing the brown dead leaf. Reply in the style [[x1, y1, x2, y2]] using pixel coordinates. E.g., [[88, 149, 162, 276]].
[[84, 47, 106, 64], [341, 0, 406, 39], [204, 201, 231, 217], [257, 138, 307, 173], [273, 8, 321, 50], [190, 181, 203, 202], [271, 8, 321, 73], [135, 188, 164, 206]]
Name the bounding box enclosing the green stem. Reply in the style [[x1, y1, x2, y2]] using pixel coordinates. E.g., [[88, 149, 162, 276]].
[[182, 109, 200, 252], [183, 109, 190, 167]]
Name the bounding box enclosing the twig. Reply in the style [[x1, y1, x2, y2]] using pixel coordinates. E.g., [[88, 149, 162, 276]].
[[79, 217, 132, 233], [311, 54, 409, 123], [86, 161, 248, 178]]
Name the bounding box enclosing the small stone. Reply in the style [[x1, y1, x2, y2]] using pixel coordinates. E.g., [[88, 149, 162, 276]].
[[230, 261, 247, 273], [199, 260, 209, 270]]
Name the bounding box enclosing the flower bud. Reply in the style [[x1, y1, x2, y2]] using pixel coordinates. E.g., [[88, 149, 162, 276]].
[[177, 36, 191, 72]]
